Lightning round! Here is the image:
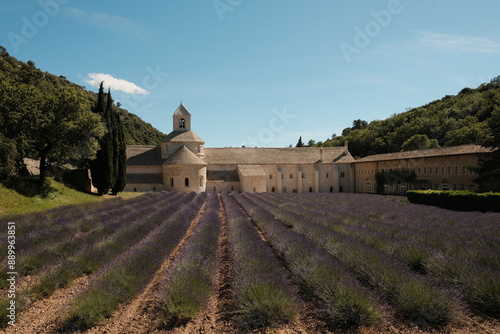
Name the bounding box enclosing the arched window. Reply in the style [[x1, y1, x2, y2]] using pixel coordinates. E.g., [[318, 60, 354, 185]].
[[269, 174, 273, 179], [179, 118, 186, 129], [134, 187, 137, 192], [330, 186, 333, 193], [364, 182, 372, 193], [170, 178, 174, 187], [199, 175, 204, 187], [153, 187, 156, 192], [185, 177, 189, 187], [309, 187, 313, 192], [272, 187, 275, 192]]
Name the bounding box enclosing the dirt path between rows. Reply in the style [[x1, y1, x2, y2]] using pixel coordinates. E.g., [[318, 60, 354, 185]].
[[168, 195, 234, 334], [1, 276, 90, 334], [80, 199, 209, 334]]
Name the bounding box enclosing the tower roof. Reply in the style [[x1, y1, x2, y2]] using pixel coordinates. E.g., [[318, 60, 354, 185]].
[[173, 103, 191, 116], [164, 145, 207, 166], [161, 130, 204, 143]]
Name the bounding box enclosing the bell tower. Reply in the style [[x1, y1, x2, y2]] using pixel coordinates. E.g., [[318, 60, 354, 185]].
[[173, 102, 191, 132]]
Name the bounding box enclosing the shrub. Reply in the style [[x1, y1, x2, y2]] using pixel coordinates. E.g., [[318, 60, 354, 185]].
[[407, 190, 500, 212]]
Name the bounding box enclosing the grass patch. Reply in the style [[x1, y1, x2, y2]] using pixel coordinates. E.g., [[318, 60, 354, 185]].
[[0, 176, 143, 216]]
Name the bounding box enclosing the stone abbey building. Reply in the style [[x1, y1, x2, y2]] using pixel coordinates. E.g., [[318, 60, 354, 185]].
[[125, 104, 490, 194]]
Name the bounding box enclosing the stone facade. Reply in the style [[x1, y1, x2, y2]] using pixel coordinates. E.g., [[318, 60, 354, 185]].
[[125, 104, 490, 194], [355, 145, 491, 194]]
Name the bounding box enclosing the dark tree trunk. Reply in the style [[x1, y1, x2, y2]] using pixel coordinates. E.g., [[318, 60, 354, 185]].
[[38, 146, 51, 188]]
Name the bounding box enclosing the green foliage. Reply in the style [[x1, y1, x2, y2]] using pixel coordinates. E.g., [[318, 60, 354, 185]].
[[396, 281, 461, 326], [475, 106, 500, 191], [238, 282, 296, 328], [0, 177, 139, 216], [111, 108, 127, 195], [407, 190, 500, 212], [318, 80, 500, 157], [0, 52, 164, 180], [375, 169, 416, 194], [295, 136, 304, 147], [401, 134, 440, 151], [0, 59, 106, 186], [90, 83, 113, 195], [89, 87, 127, 195], [0, 133, 17, 178]]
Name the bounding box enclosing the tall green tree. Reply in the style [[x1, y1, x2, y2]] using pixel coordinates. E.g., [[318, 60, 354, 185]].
[[475, 106, 500, 191], [0, 73, 105, 186], [34, 86, 105, 186], [89, 85, 127, 195], [111, 108, 127, 195], [90, 83, 115, 195], [107, 88, 117, 188], [296, 136, 304, 147]]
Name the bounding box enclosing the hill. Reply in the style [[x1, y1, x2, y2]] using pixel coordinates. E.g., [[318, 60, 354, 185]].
[[310, 77, 500, 158], [0, 48, 165, 146]]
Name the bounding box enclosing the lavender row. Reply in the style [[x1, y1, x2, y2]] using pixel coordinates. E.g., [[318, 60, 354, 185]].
[[262, 192, 499, 272], [221, 192, 297, 329], [0, 193, 176, 291], [160, 193, 221, 327], [13, 192, 167, 252], [0, 192, 195, 328], [0, 192, 182, 289], [64, 192, 207, 330], [232, 193, 383, 328], [286, 193, 500, 251], [0, 191, 158, 241], [260, 193, 500, 316], [246, 193, 462, 326], [28, 192, 193, 299]]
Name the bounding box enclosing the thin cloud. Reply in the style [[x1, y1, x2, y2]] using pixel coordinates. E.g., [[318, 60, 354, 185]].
[[64, 7, 153, 40], [84, 73, 150, 95], [415, 31, 500, 54]]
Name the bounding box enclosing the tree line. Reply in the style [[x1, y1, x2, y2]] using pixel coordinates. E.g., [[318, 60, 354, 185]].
[[0, 49, 127, 194], [296, 77, 500, 191], [297, 77, 500, 157]]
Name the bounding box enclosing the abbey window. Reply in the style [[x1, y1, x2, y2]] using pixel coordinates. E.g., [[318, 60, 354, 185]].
[[179, 118, 186, 129]]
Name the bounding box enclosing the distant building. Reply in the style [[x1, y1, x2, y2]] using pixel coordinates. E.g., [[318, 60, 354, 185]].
[[125, 104, 490, 194], [355, 145, 491, 194]]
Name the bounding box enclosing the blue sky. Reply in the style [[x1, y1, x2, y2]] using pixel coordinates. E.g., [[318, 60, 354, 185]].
[[2, 1, 500, 147]]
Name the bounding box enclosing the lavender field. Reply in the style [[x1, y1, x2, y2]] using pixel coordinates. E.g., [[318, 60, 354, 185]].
[[1, 192, 499, 333]]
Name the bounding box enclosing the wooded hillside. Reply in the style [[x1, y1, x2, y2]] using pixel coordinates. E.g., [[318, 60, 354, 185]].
[[0, 49, 165, 147], [309, 77, 500, 158]]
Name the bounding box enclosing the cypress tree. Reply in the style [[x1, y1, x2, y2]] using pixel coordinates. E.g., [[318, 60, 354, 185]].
[[90, 83, 114, 195], [90, 82, 107, 194], [111, 109, 127, 195], [106, 88, 117, 188]]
